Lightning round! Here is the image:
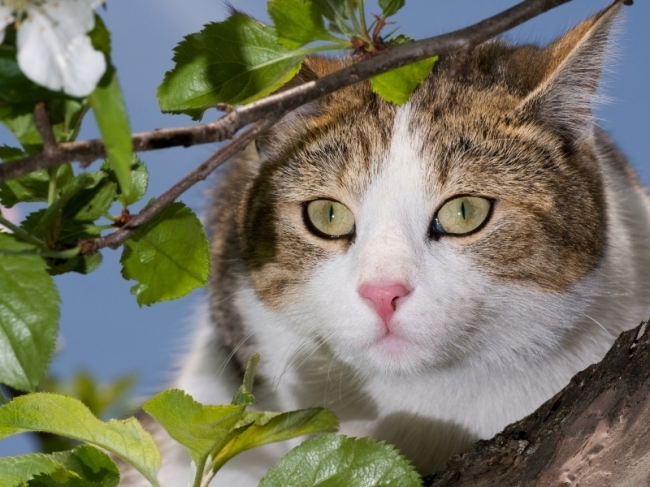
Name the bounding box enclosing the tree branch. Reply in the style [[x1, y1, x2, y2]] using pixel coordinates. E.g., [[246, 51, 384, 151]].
[[77, 118, 278, 254], [33, 103, 57, 155], [0, 0, 576, 184], [423, 320, 650, 486]]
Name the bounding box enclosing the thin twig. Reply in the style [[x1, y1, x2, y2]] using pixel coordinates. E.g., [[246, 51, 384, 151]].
[[33, 103, 58, 154], [0, 0, 576, 184], [78, 118, 278, 254]]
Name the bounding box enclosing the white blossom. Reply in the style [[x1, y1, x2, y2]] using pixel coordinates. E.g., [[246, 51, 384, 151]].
[[0, 0, 106, 97]]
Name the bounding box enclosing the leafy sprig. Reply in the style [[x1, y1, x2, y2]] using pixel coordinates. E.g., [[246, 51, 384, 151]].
[[0, 354, 420, 487], [157, 0, 438, 119]]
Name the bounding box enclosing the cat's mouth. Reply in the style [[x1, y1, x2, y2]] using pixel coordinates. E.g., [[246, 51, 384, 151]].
[[373, 330, 412, 354]]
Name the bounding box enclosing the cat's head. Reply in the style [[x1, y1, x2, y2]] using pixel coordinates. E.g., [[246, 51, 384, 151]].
[[236, 3, 621, 375]]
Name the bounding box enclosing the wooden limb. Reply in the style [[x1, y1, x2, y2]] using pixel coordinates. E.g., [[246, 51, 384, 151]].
[[0, 0, 578, 184], [33, 103, 58, 155], [77, 118, 277, 254], [423, 321, 650, 487]]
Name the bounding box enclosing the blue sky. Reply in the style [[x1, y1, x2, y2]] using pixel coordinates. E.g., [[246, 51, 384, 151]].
[[1, 0, 648, 456]]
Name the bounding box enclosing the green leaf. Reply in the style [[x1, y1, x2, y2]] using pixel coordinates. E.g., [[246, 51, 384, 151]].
[[313, 0, 351, 21], [0, 145, 74, 207], [210, 408, 339, 473], [268, 0, 337, 49], [59, 172, 117, 223], [49, 251, 104, 276], [143, 389, 246, 466], [0, 452, 79, 486], [259, 434, 421, 487], [0, 98, 89, 153], [0, 445, 120, 487], [0, 234, 59, 391], [120, 202, 209, 306], [89, 15, 112, 64], [48, 98, 91, 143], [157, 14, 304, 119], [0, 393, 161, 487], [1, 164, 74, 208], [0, 144, 24, 160], [0, 46, 69, 104], [101, 156, 148, 206], [232, 353, 260, 405], [23, 173, 100, 244], [370, 56, 438, 105], [378, 0, 405, 18], [29, 446, 120, 487], [40, 372, 137, 422], [90, 70, 133, 203]]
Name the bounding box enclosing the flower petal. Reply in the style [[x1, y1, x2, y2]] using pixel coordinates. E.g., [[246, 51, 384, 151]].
[[59, 35, 107, 96], [40, 0, 97, 39], [17, 11, 106, 97]]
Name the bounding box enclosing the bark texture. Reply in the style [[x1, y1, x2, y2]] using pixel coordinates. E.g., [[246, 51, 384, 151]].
[[423, 321, 650, 487]]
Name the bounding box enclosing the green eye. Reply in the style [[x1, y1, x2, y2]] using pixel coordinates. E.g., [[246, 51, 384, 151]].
[[305, 199, 355, 238], [433, 196, 492, 236]]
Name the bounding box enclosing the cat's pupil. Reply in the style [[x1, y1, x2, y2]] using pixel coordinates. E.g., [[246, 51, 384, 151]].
[[329, 204, 334, 222], [460, 201, 466, 220]]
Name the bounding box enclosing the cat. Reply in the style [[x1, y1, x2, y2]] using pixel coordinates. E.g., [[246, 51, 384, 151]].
[[120, 1, 650, 485]]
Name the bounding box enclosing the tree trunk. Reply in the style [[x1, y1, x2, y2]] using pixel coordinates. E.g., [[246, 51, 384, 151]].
[[423, 321, 650, 487]]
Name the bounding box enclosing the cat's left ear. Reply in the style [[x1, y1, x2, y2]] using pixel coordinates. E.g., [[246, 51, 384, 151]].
[[516, 0, 624, 145]]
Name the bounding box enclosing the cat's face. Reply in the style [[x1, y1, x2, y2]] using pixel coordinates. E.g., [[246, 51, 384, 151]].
[[237, 9, 616, 374]]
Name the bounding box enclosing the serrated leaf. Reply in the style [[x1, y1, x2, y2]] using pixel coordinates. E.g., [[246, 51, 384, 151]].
[[0, 144, 74, 207], [1, 164, 74, 208], [314, 0, 351, 21], [89, 15, 112, 64], [143, 389, 246, 466], [260, 434, 421, 487], [0, 452, 78, 486], [210, 408, 339, 473], [157, 14, 304, 120], [370, 56, 438, 105], [268, 0, 336, 49], [101, 156, 148, 206], [379, 0, 405, 18], [49, 251, 103, 276], [0, 98, 89, 154], [0, 445, 120, 487], [120, 202, 209, 306], [0, 234, 59, 391], [0, 144, 25, 160], [0, 393, 161, 487], [41, 371, 136, 420], [22, 173, 98, 244], [0, 45, 69, 104], [60, 173, 117, 223], [90, 70, 132, 203], [28, 445, 120, 487]]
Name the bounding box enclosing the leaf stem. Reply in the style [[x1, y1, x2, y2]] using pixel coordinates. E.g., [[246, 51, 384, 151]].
[[192, 459, 207, 487], [0, 0, 577, 185], [0, 246, 81, 259], [77, 118, 279, 254], [47, 167, 57, 205], [0, 213, 47, 247]]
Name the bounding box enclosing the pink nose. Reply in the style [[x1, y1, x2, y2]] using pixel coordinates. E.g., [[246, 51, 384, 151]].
[[359, 283, 410, 325]]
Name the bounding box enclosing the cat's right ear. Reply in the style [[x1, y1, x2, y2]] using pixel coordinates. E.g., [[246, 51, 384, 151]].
[[254, 61, 321, 158]]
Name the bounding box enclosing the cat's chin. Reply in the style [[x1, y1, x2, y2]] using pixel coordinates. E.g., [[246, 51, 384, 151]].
[[343, 333, 432, 376]]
